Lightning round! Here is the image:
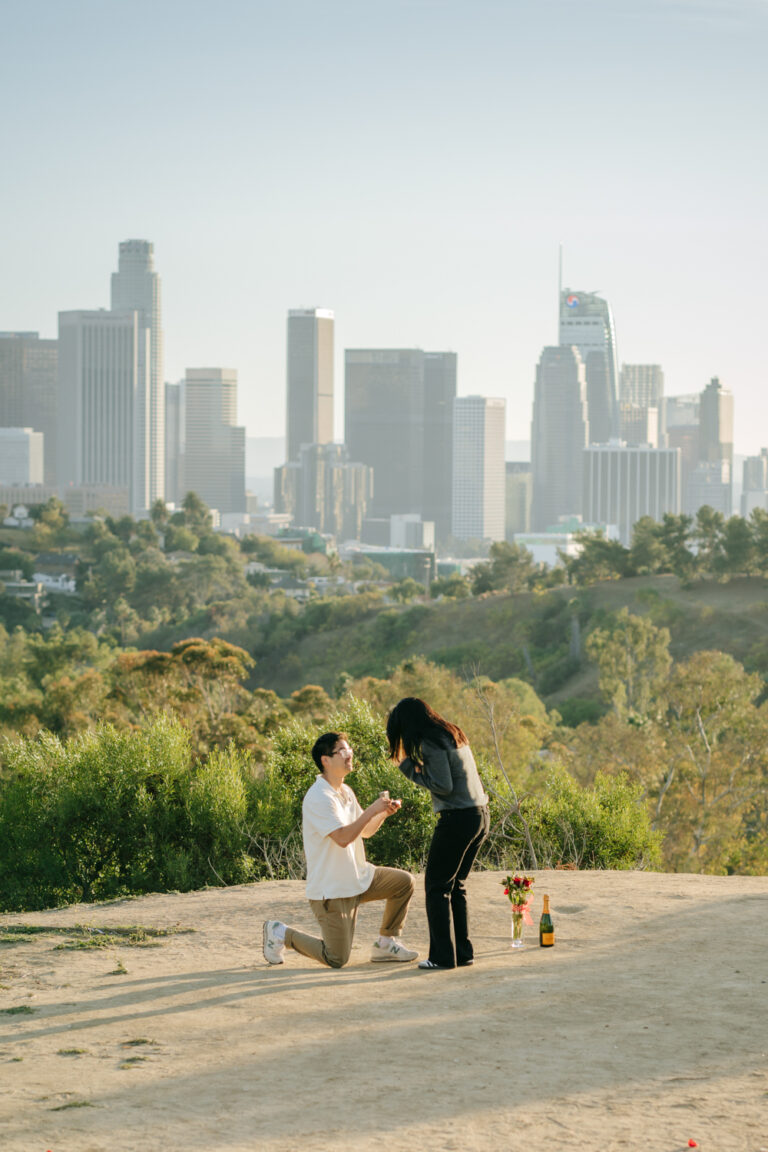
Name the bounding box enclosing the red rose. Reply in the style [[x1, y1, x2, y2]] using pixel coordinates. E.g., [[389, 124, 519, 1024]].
[[523, 879, 531, 888], [504, 888, 509, 895]]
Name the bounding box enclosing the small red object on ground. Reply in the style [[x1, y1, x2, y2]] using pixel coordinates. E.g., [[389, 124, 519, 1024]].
[[688, 1142, 698, 1148]]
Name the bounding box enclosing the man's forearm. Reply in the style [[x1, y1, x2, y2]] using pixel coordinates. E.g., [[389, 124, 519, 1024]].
[[330, 802, 383, 847], [361, 811, 387, 838]]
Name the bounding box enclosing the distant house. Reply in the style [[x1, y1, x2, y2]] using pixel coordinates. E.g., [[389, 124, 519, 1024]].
[[0, 569, 45, 612], [3, 504, 34, 529]]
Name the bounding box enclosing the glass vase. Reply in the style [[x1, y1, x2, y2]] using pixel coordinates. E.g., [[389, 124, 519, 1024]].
[[511, 910, 525, 948]]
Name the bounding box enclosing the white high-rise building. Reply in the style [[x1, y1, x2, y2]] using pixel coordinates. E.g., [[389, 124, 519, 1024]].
[[57, 310, 149, 512], [183, 368, 246, 513], [583, 442, 681, 546], [0, 428, 44, 484], [451, 396, 506, 541], [111, 240, 165, 505]]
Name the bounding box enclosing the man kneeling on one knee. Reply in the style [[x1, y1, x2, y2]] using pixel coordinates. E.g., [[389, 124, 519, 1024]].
[[263, 732, 418, 968]]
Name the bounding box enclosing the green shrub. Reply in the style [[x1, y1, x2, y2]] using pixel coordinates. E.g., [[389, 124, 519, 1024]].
[[556, 698, 606, 727], [0, 716, 254, 912], [488, 765, 662, 870]]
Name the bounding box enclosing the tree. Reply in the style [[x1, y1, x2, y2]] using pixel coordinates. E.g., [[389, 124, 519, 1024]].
[[29, 495, 69, 532], [750, 508, 768, 575], [106, 638, 256, 754], [429, 573, 471, 600], [659, 651, 768, 872], [585, 608, 672, 720], [0, 548, 34, 580], [470, 541, 538, 595], [163, 524, 199, 553], [181, 491, 213, 532], [287, 684, 334, 726], [656, 513, 695, 579], [150, 499, 170, 529], [105, 514, 137, 544], [562, 532, 631, 585], [389, 578, 425, 603], [720, 515, 754, 576], [628, 517, 667, 575], [694, 505, 725, 575]]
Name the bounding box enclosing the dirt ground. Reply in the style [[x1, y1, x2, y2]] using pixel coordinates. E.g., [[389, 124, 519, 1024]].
[[1, 869, 766, 1152]]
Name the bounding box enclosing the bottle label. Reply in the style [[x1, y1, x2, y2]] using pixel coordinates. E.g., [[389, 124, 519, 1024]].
[[540, 932, 555, 946]]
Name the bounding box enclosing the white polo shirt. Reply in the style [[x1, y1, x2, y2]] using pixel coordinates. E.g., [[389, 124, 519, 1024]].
[[302, 775, 375, 900]]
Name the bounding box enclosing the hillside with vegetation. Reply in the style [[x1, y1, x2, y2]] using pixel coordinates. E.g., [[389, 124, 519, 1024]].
[[246, 571, 768, 707], [1, 495, 767, 908]]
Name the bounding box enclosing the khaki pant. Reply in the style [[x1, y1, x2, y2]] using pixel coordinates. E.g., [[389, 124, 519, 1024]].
[[284, 866, 415, 969]]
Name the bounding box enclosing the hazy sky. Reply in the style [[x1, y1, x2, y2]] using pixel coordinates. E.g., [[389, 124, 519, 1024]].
[[3, 0, 767, 453]]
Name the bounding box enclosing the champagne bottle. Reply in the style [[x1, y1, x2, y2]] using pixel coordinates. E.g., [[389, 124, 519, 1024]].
[[539, 894, 555, 947]]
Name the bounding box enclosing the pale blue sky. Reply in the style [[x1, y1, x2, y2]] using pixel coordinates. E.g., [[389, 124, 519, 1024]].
[[2, 0, 767, 451]]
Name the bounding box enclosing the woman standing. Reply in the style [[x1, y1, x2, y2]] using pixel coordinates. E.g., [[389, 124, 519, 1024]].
[[387, 697, 489, 970]]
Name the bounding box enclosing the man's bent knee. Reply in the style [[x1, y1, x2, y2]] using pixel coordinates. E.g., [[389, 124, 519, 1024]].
[[323, 948, 351, 969]]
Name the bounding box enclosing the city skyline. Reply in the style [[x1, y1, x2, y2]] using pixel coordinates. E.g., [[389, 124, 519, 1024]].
[[2, 1, 767, 454]]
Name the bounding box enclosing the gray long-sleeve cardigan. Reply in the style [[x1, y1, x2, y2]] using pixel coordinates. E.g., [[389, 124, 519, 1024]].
[[397, 734, 488, 814]]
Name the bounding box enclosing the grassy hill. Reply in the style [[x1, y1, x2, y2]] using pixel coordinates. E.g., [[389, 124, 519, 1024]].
[[248, 574, 768, 706]]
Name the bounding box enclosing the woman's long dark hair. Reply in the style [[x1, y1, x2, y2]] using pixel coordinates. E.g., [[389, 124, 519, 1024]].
[[386, 697, 468, 764]]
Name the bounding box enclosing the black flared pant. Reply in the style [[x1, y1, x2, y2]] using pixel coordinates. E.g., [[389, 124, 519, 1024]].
[[424, 805, 490, 968]]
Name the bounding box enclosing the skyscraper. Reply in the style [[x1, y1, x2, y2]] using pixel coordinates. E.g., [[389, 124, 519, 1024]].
[[619, 363, 664, 448], [165, 380, 185, 506], [699, 377, 734, 470], [531, 346, 590, 530], [619, 364, 664, 409], [344, 348, 456, 536], [690, 376, 734, 516], [345, 349, 425, 520], [0, 332, 58, 483], [559, 289, 618, 443], [286, 309, 334, 461], [183, 368, 246, 513], [57, 310, 148, 511], [422, 351, 457, 540], [451, 396, 506, 542], [619, 404, 659, 448], [111, 240, 165, 504]]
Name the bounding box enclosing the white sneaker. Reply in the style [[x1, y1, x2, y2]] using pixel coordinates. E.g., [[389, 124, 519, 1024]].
[[263, 920, 286, 965], [370, 939, 419, 963]]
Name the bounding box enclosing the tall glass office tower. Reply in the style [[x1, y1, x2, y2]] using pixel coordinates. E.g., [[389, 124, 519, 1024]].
[[111, 240, 164, 505], [286, 309, 334, 462], [559, 289, 618, 444], [531, 345, 590, 530], [57, 309, 149, 513], [344, 348, 456, 539]]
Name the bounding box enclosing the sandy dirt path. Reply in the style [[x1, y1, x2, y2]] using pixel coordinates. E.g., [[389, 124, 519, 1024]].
[[1, 870, 767, 1152]]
